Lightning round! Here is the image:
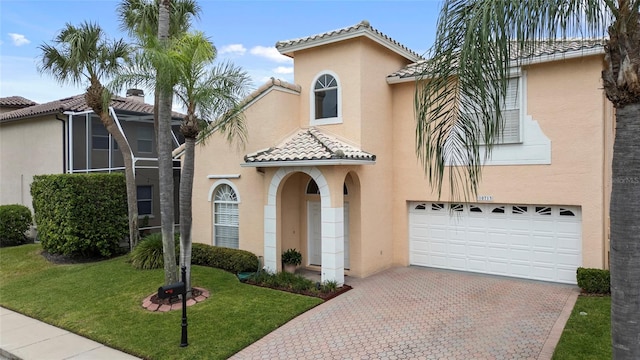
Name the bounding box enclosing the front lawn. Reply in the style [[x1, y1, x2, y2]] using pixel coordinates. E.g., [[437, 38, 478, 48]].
[[0, 244, 322, 359], [553, 295, 611, 360]]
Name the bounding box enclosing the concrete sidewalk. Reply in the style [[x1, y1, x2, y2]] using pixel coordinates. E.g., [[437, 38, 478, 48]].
[[0, 307, 139, 360]]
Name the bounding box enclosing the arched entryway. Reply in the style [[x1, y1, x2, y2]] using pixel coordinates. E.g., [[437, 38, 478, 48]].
[[264, 166, 347, 285]]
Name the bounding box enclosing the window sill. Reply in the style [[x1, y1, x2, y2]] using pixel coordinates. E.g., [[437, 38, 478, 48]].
[[311, 117, 342, 126]]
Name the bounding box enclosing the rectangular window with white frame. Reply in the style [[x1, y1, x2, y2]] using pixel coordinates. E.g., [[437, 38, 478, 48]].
[[462, 76, 522, 144]]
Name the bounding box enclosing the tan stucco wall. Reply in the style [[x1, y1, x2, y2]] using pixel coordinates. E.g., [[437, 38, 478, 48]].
[[190, 87, 301, 258], [390, 55, 611, 270], [0, 116, 64, 208], [190, 33, 612, 279], [290, 38, 411, 277]]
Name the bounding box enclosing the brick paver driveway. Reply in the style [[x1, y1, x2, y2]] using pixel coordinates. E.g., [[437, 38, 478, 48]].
[[232, 267, 578, 360]]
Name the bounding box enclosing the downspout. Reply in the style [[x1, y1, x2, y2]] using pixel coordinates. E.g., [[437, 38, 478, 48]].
[[55, 113, 67, 173]]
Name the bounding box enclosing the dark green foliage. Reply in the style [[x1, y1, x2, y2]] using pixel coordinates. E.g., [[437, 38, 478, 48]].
[[191, 243, 259, 273], [248, 271, 340, 295], [0, 204, 32, 246], [577, 267, 610, 294], [250, 271, 315, 292], [31, 174, 127, 258], [130, 233, 179, 270], [281, 248, 302, 265]]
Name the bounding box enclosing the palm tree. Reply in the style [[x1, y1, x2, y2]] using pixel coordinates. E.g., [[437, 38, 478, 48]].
[[38, 22, 141, 250], [110, 32, 251, 294], [415, 1, 639, 358], [172, 32, 251, 294], [118, 0, 200, 285]]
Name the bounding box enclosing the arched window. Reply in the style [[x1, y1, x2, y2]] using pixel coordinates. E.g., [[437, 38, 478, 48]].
[[214, 184, 239, 249], [311, 72, 341, 125]]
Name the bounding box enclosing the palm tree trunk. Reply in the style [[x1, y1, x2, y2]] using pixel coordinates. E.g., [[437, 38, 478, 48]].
[[610, 102, 640, 359], [103, 118, 140, 250], [158, 0, 178, 285], [179, 136, 196, 296]]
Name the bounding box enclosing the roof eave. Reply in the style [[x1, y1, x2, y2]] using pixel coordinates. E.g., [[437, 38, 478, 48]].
[[278, 29, 420, 62], [517, 46, 604, 66], [386, 76, 416, 84], [241, 159, 376, 167], [389, 46, 605, 83]]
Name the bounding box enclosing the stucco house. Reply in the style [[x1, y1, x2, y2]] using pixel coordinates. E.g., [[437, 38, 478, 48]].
[[185, 21, 612, 286], [0, 91, 184, 230]]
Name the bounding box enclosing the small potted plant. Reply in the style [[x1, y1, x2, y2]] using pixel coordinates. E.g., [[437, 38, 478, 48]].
[[282, 248, 302, 273]]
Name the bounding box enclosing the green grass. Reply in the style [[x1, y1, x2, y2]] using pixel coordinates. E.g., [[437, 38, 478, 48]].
[[553, 296, 611, 360], [0, 244, 322, 360]]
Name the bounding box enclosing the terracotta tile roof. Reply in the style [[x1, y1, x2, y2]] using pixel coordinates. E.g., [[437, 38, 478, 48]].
[[244, 127, 376, 164], [0, 96, 37, 108], [276, 20, 422, 62], [388, 39, 606, 80], [240, 78, 301, 107], [0, 94, 184, 122]]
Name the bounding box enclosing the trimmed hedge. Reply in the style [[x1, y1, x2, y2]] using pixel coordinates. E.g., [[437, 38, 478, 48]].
[[0, 204, 32, 247], [31, 174, 127, 258], [191, 243, 259, 273], [577, 267, 610, 294], [130, 233, 179, 270]]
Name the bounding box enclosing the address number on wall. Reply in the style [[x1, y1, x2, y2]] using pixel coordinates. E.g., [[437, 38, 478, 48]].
[[477, 195, 493, 202]]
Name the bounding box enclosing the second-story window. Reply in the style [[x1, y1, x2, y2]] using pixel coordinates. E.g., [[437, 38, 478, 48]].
[[311, 72, 341, 125], [91, 119, 117, 150], [138, 126, 153, 153]]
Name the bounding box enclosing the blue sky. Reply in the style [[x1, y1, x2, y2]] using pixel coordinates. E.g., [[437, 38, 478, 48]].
[[0, 0, 442, 104]]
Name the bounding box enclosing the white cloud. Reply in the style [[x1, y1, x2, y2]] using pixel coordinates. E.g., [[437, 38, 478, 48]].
[[8, 33, 30, 46], [219, 43, 246, 56], [273, 66, 293, 74], [250, 46, 292, 63]]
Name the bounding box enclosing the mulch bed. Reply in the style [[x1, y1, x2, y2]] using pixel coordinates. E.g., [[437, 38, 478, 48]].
[[243, 280, 352, 301]]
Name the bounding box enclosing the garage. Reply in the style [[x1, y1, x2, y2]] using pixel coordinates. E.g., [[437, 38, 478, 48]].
[[409, 202, 581, 284]]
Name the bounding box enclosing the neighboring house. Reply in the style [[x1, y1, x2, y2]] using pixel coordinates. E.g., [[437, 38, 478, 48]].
[[0, 90, 184, 229], [185, 21, 612, 285], [0, 96, 37, 114]]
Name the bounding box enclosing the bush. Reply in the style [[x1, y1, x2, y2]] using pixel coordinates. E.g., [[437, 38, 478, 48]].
[[130, 233, 179, 270], [577, 267, 610, 294], [282, 248, 302, 266], [31, 174, 127, 258], [249, 271, 315, 292], [0, 204, 32, 247], [191, 243, 259, 273]]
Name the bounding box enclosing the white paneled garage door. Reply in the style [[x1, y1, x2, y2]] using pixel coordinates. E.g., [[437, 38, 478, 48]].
[[409, 202, 581, 284]]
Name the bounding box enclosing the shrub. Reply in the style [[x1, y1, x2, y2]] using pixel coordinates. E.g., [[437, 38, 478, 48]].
[[31, 174, 127, 258], [130, 233, 179, 270], [577, 267, 610, 294], [320, 280, 338, 294], [0, 204, 32, 247], [248, 271, 315, 292], [282, 248, 302, 266], [191, 243, 259, 273]]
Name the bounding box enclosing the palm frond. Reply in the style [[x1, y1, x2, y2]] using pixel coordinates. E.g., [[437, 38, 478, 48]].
[[117, 0, 200, 39], [38, 21, 132, 92], [416, 0, 611, 200]]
